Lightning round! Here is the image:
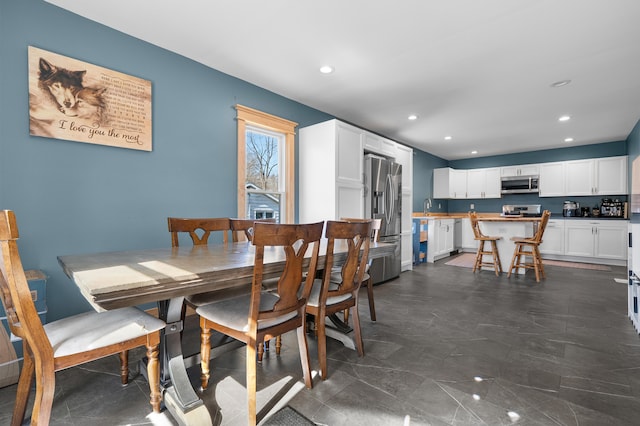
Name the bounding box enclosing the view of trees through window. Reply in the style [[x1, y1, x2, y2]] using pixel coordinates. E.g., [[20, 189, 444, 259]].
[[246, 130, 279, 191], [245, 128, 282, 222]]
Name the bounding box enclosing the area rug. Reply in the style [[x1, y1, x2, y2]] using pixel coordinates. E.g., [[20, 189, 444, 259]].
[[262, 406, 316, 425], [445, 252, 611, 271]]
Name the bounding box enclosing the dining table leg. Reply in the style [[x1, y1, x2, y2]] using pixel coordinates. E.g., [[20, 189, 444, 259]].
[[158, 297, 213, 426]]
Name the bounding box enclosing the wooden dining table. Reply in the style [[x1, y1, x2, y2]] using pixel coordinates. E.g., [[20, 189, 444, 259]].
[[58, 239, 395, 426]]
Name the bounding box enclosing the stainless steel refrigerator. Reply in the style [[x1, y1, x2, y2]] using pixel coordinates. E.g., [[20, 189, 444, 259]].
[[364, 154, 402, 284]]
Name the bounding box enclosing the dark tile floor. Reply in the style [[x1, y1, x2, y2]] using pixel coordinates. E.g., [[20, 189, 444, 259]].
[[2, 257, 639, 425]]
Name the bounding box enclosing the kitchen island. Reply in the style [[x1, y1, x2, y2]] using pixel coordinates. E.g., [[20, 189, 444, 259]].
[[476, 216, 542, 274]]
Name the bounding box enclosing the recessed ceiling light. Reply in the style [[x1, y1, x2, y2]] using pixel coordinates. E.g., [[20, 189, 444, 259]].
[[319, 65, 334, 74], [471, 150, 478, 155], [408, 114, 418, 120], [564, 137, 574, 142], [550, 79, 571, 88], [558, 115, 571, 122], [444, 136, 452, 141]]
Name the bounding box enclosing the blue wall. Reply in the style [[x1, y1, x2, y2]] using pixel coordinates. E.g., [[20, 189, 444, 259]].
[[449, 140, 627, 169], [0, 0, 332, 320], [411, 150, 448, 213]]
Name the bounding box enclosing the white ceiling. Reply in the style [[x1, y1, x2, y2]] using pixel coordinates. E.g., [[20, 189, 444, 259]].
[[45, 0, 640, 160]]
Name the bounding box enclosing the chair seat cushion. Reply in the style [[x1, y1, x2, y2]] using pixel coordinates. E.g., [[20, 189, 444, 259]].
[[306, 279, 353, 308], [196, 292, 298, 332], [44, 307, 165, 358], [330, 271, 370, 284]]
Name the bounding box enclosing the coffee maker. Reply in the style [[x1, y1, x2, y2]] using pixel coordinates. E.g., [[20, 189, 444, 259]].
[[563, 201, 580, 217]]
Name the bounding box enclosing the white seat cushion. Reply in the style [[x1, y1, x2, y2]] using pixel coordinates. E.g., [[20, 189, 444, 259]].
[[196, 292, 298, 332], [44, 307, 166, 358], [306, 279, 353, 308]]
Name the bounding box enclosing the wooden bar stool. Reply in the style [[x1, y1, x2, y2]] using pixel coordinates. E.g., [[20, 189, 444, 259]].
[[469, 212, 502, 276], [508, 210, 551, 282]]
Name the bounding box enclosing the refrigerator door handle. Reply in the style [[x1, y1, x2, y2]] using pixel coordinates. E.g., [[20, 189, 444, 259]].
[[385, 174, 393, 226]]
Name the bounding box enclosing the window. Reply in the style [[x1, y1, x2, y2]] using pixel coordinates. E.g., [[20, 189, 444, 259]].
[[236, 105, 297, 223]]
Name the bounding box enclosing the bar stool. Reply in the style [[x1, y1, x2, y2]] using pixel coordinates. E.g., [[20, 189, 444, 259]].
[[469, 212, 502, 276], [508, 210, 551, 282]]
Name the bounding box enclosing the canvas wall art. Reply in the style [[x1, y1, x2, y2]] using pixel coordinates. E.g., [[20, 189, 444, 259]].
[[28, 46, 152, 151]]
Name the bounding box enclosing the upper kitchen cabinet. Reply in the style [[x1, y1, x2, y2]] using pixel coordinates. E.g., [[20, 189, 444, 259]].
[[466, 167, 501, 199], [565, 156, 627, 196], [299, 120, 364, 223], [433, 167, 467, 199], [363, 132, 396, 157], [538, 162, 565, 197], [501, 164, 539, 177]]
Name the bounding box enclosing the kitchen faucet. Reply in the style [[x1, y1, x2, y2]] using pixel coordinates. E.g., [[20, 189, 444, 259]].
[[424, 198, 432, 214]]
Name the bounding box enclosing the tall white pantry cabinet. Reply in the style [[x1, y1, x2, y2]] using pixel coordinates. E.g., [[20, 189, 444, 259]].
[[298, 119, 414, 272]]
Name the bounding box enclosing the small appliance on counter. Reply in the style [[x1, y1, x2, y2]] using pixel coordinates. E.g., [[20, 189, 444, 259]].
[[580, 207, 591, 217], [501, 204, 542, 217], [600, 198, 625, 218], [563, 201, 580, 217]]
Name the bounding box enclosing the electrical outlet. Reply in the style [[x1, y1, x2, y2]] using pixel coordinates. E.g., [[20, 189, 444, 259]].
[[438, 203, 441, 209], [470, 203, 475, 210]]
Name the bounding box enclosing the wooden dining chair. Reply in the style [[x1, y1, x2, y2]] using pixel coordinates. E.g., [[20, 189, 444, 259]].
[[304, 220, 371, 380], [167, 217, 231, 247], [167, 217, 235, 307], [229, 217, 276, 242], [229, 217, 280, 357], [338, 217, 381, 322], [469, 211, 503, 276], [507, 210, 551, 282], [0, 210, 165, 426], [197, 221, 323, 425]]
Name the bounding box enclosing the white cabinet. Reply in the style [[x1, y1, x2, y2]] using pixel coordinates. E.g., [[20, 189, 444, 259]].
[[501, 164, 539, 177], [538, 162, 565, 197], [564, 159, 594, 196], [426, 218, 455, 262], [433, 168, 467, 199], [565, 156, 627, 196], [299, 120, 364, 223], [395, 144, 413, 192], [564, 220, 627, 260], [363, 132, 396, 157], [596, 156, 628, 195], [460, 217, 476, 250], [539, 219, 565, 255], [401, 192, 413, 271], [466, 167, 501, 199], [396, 144, 414, 271]]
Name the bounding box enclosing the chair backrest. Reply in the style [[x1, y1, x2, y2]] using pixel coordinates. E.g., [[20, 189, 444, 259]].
[[229, 218, 276, 242], [250, 221, 324, 322], [532, 210, 551, 243], [0, 210, 53, 360], [468, 211, 484, 239], [167, 217, 231, 247], [340, 217, 381, 242], [316, 220, 372, 299]]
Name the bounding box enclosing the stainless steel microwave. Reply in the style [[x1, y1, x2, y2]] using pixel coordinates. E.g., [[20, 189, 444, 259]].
[[500, 175, 539, 194]]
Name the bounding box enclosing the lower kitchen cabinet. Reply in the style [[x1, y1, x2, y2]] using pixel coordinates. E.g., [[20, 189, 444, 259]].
[[539, 219, 565, 255], [564, 220, 627, 261], [427, 218, 455, 262]]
